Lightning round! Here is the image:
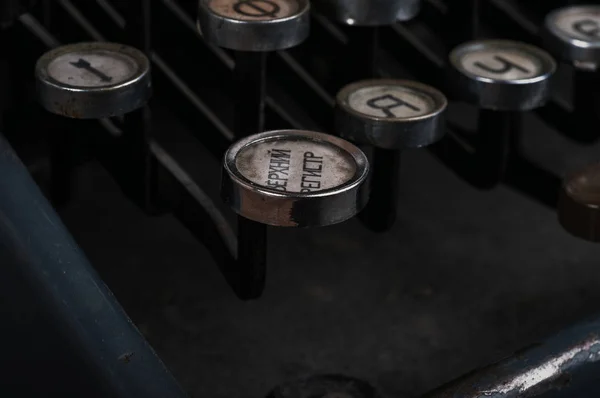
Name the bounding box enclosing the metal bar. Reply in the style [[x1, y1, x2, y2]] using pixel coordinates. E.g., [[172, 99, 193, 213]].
[[474, 110, 521, 190], [150, 141, 266, 300], [572, 67, 600, 143], [121, 0, 159, 212], [234, 51, 267, 138], [0, 133, 188, 398], [231, 49, 269, 298], [359, 148, 401, 232], [431, 126, 561, 208], [158, 0, 314, 132], [446, 0, 479, 46], [422, 315, 600, 398]]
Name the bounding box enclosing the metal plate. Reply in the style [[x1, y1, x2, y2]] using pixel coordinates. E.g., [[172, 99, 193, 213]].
[[221, 130, 369, 227]]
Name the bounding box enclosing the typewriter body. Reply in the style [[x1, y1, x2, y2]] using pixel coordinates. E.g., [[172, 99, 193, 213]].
[[1, 0, 600, 397]]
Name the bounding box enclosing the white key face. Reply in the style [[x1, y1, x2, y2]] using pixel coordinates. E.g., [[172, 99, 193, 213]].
[[208, 0, 300, 21], [47, 51, 138, 88], [459, 49, 541, 81], [235, 138, 357, 193], [347, 85, 434, 119], [553, 8, 600, 43]]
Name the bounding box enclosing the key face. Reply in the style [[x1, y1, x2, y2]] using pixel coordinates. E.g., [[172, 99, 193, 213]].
[[235, 139, 357, 194], [453, 43, 546, 83], [545, 6, 600, 66], [449, 40, 556, 111], [198, 0, 310, 51], [208, 0, 299, 21], [336, 79, 447, 149], [347, 86, 432, 119], [47, 52, 136, 88], [36, 42, 151, 119], [222, 130, 369, 227], [459, 50, 540, 81]]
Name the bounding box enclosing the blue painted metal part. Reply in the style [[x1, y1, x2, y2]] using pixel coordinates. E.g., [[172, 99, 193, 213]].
[[0, 133, 187, 397]]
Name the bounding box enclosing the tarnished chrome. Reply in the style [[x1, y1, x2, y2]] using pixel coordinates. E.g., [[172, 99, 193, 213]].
[[335, 79, 447, 149], [423, 317, 600, 398], [559, 162, 600, 242], [314, 0, 420, 26], [221, 129, 369, 227], [197, 0, 310, 51], [544, 5, 600, 68], [448, 40, 556, 111], [36, 42, 151, 119]]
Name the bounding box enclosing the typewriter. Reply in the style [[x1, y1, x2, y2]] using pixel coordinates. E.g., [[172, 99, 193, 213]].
[[1, 0, 600, 397]]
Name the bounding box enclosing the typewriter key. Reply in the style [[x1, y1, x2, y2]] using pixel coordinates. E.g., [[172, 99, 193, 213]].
[[449, 40, 556, 189], [544, 5, 600, 67], [315, 0, 420, 26], [35, 42, 151, 119], [222, 129, 369, 227], [198, 0, 310, 138], [559, 162, 600, 242], [336, 79, 447, 149], [197, 0, 310, 51], [449, 39, 556, 111], [544, 5, 600, 142], [336, 79, 447, 232]]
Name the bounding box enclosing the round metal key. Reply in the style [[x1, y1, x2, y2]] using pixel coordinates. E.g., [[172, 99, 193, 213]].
[[197, 0, 310, 51], [544, 5, 600, 68], [314, 0, 420, 26], [559, 162, 600, 242], [221, 130, 369, 227], [335, 79, 447, 149], [36, 42, 151, 119], [449, 40, 556, 111]]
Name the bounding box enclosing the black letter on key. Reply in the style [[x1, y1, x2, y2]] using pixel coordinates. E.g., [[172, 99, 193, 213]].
[[366, 94, 420, 118], [233, 0, 280, 17], [69, 58, 113, 82], [573, 19, 600, 38], [474, 55, 530, 75]]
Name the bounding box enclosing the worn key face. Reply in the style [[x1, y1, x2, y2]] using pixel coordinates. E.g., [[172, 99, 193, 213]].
[[36, 42, 151, 119], [454, 45, 542, 82], [347, 86, 433, 119], [208, 0, 300, 21], [449, 40, 556, 110], [235, 139, 357, 193], [335, 79, 447, 149], [47, 51, 137, 88], [197, 0, 310, 51], [545, 6, 600, 66], [222, 130, 369, 227]]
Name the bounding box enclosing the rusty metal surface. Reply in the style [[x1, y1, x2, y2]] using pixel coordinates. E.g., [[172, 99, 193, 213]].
[[423, 317, 600, 398]]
